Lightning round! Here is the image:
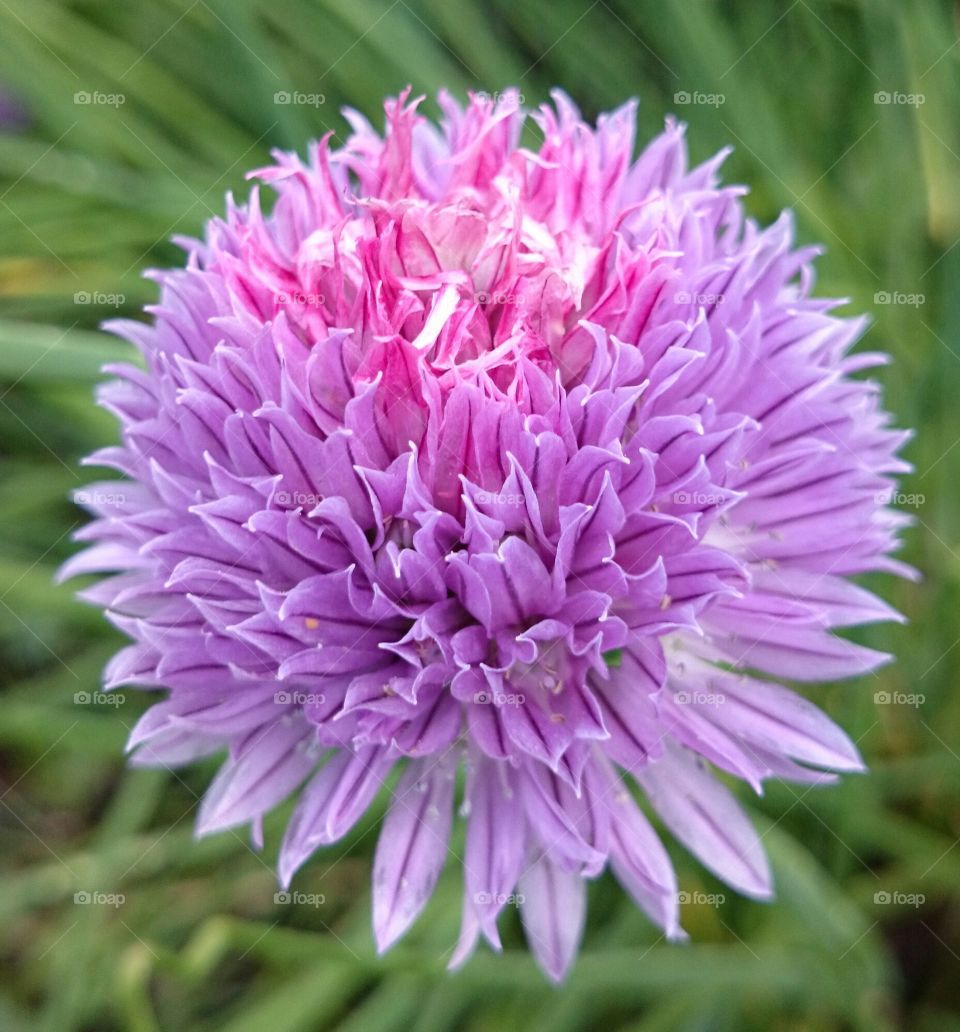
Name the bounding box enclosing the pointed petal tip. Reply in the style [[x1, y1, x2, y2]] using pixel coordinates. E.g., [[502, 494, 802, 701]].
[[373, 914, 410, 956], [735, 858, 775, 901], [744, 882, 775, 902], [531, 942, 578, 985], [276, 854, 298, 892], [542, 965, 568, 986], [194, 812, 232, 839], [826, 743, 867, 775]]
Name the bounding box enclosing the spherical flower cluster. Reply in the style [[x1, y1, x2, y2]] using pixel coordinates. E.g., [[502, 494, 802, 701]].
[[64, 89, 910, 981]]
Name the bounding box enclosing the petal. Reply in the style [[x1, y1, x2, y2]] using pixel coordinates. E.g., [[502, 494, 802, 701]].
[[372, 753, 457, 952], [279, 746, 391, 887], [463, 758, 526, 947], [636, 744, 773, 899], [519, 853, 586, 984], [520, 762, 605, 871], [196, 718, 315, 836], [698, 671, 865, 773], [704, 612, 891, 681], [602, 771, 679, 922]]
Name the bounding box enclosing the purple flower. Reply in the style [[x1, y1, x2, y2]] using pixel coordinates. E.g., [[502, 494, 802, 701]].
[[64, 89, 911, 982]]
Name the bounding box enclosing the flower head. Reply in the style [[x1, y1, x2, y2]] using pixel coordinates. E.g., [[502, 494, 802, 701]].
[[65, 88, 911, 981]]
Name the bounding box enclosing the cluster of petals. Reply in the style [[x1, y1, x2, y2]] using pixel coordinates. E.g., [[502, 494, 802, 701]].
[[65, 88, 911, 981]]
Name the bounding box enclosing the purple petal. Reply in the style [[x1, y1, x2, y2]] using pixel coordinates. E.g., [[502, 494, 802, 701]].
[[372, 753, 457, 952], [519, 853, 586, 983], [279, 746, 391, 887], [636, 744, 773, 899], [196, 717, 315, 836], [463, 757, 526, 947]]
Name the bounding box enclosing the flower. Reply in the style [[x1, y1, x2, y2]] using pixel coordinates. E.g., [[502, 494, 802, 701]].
[[63, 88, 911, 982]]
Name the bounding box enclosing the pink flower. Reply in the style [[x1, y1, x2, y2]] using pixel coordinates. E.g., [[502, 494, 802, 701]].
[[65, 89, 911, 982]]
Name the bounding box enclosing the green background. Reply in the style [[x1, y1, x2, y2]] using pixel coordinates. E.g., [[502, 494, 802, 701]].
[[0, 1, 958, 1029]]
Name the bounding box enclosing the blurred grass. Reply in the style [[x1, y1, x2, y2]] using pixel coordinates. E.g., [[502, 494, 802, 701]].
[[0, 0, 958, 1029]]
